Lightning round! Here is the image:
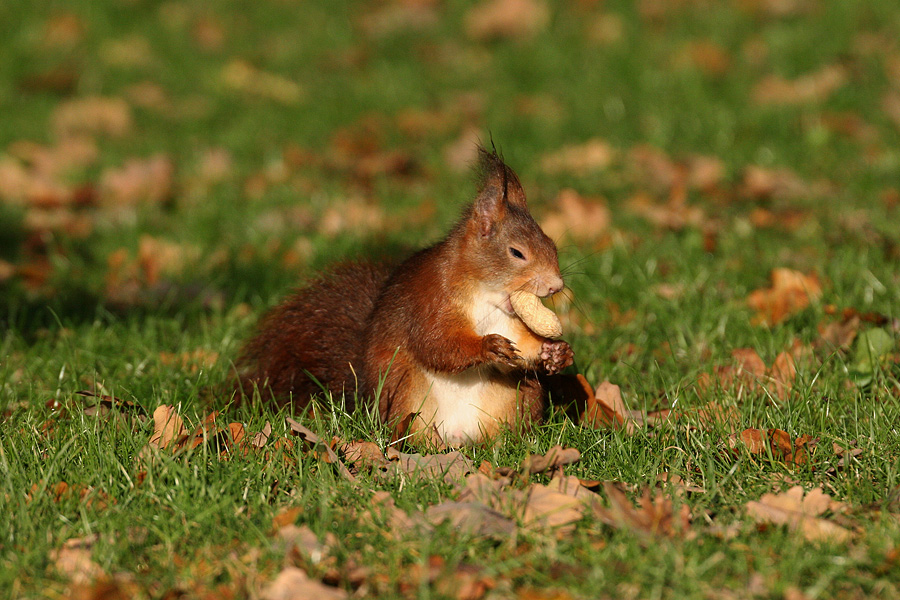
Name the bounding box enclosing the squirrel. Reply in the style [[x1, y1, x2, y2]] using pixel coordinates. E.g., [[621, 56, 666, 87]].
[[237, 146, 574, 446]]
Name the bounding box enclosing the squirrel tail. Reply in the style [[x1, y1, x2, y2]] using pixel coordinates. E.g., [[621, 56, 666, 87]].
[[236, 262, 389, 409]]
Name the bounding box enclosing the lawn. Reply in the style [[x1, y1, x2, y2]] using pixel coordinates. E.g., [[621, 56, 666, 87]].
[[1, 0, 900, 598]]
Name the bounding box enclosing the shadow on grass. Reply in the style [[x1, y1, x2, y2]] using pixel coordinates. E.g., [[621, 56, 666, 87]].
[[1, 236, 418, 340]]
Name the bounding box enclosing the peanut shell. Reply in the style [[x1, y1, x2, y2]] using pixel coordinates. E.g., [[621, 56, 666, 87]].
[[509, 290, 563, 339]]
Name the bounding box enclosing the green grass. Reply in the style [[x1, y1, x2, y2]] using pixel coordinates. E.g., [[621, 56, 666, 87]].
[[2, 0, 900, 598]]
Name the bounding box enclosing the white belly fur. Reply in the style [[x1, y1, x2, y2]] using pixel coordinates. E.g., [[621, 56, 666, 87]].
[[422, 286, 524, 445]]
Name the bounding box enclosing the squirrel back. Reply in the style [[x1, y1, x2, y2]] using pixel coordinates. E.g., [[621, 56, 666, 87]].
[[237, 147, 574, 446], [237, 262, 390, 406]]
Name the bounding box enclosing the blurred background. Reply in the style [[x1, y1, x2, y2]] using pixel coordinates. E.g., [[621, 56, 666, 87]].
[[0, 0, 898, 339]]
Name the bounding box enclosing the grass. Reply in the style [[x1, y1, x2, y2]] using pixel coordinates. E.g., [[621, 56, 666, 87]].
[[2, 0, 900, 598]]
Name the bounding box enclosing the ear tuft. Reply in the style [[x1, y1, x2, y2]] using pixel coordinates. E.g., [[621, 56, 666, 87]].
[[475, 145, 527, 208]]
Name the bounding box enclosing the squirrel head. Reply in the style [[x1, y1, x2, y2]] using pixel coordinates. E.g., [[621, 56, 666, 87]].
[[460, 147, 563, 298]]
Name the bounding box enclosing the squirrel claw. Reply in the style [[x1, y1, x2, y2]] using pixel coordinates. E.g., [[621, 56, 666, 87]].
[[540, 340, 574, 375], [482, 334, 520, 367]]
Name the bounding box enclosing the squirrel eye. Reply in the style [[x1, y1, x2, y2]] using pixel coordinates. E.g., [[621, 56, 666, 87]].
[[509, 247, 526, 260]]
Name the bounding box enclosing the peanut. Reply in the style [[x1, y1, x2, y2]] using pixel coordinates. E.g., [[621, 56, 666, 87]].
[[509, 290, 563, 339]]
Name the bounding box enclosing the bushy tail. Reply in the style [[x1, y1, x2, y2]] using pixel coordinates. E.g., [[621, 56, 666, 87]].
[[236, 262, 390, 408]]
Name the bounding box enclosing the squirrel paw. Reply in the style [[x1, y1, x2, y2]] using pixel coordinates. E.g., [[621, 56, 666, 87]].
[[540, 340, 574, 375], [482, 334, 520, 367]]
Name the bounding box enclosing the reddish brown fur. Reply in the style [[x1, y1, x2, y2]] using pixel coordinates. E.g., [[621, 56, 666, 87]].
[[236, 147, 573, 444], [237, 263, 390, 406]]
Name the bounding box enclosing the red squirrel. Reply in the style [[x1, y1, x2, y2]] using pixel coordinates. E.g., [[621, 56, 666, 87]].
[[237, 147, 574, 446]]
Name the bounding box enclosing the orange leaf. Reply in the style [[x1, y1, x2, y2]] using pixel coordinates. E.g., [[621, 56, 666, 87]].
[[747, 268, 822, 325]]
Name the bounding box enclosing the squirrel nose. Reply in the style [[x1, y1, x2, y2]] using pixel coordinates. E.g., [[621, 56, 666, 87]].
[[542, 276, 564, 297]]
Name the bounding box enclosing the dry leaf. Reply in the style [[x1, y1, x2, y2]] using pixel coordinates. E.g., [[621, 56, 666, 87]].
[[99, 155, 174, 207], [50, 536, 104, 584], [426, 501, 517, 536], [286, 417, 355, 481], [52, 96, 133, 138], [521, 484, 585, 532], [590, 484, 691, 538], [148, 405, 186, 450], [221, 60, 304, 105], [520, 445, 581, 474], [747, 268, 823, 326], [581, 380, 629, 430], [540, 139, 615, 175], [385, 448, 474, 484], [261, 567, 347, 600], [728, 428, 815, 466], [464, 0, 549, 41], [540, 189, 611, 243], [746, 486, 850, 543], [739, 165, 826, 201], [753, 65, 848, 106]]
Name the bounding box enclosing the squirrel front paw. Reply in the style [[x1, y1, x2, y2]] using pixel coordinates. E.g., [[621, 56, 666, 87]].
[[482, 334, 520, 367], [540, 340, 574, 375]]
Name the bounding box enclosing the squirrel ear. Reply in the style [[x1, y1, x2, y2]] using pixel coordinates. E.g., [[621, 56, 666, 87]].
[[472, 146, 526, 237]]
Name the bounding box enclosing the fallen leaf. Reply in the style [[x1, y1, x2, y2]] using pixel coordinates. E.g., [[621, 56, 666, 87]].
[[581, 380, 628, 430], [745, 485, 850, 543], [286, 417, 355, 481], [520, 445, 581, 474], [52, 96, 133, 138], [728, 428, 816, 466], [99, 155, 174, 207], [50, 536, 103, 584], [521, 483, 585, 532], [261, 567, 347, 600], [426, 501, 517, 536], [540, 139, 615, 175], [250, 421, 273, 449], [753, 65, 848, 106], [540, 189, 611, 243], [464, 0, 549, 41], [747, 268, 823, 325], [385, 448, 474, 484], [221, 60, 304, 105], [677, 40, 731, 76], [590, 483, 692, 538], [148, 405, 186, 450], [275, 524, 334, 565]]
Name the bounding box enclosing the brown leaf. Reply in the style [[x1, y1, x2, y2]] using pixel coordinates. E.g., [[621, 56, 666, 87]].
[[739, 165, 827, 201], [521, 484, 585, 532], [276, 524, 334, 565], [261, 567, 347, 600], [729, 428, 815, 466], [590, 484, 691, 538], [678, 40, 731, 76], [52, 96, 133, 138], [221, 60, 304, 105], [540, 189, 611, 243], [285, 417, 355, 481], [581, 380, 628, 430], [753, 65, 848, 106], [272, 506, 303, 530], [250, 421, 273, 449], [817, 315, 860, 351], [520, 445, 581, 475], [50, 536, 103, 584], [385, 448, 474, 484], [148, 405, 186, 450], [747, 268, 823, 326], [426, 501, 517, 536], [540, 139, 615, 175], [99, 155, 174, 207], [464, 0, 549, 41], [339, 440, 391, 470], [745, 486, 850, 543]]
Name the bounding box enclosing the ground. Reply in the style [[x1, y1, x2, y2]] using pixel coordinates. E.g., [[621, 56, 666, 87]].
[[1, 0, 900, 598]]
